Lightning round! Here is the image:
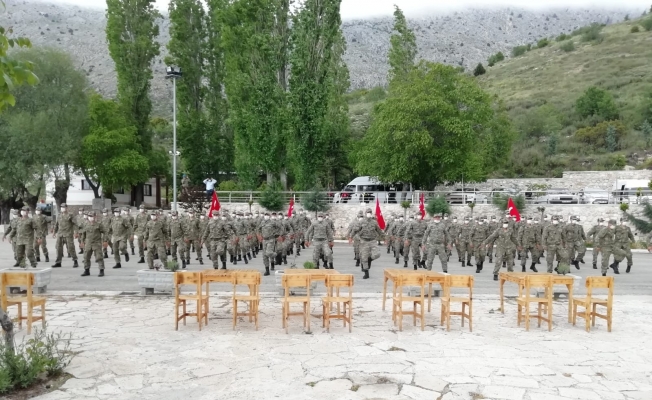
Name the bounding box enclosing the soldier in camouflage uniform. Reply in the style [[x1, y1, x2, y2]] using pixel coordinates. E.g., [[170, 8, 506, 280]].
[[586, 218, 605, 270], [258, 211, 282, 275], [404, 214, 427, 269], [144, 211, 168, 270], [80, 211, 108, 277], [564, 216, 586, 270], [5, 206, 38, 268], [199, 212, 210, 259], [247, 212, 258, 258], [280, 214, 294, 264], [100, 208, 113, 259], [422, 214, 451, 272], [299, 211, 311, 250], [183, 210, 203, 265], [486, 215, 499, 263], [471, 216, 491, 273], [110, 207, 132, 268], [393, 215, 407, 266], [483, 218, 520, 280], [518, 217, 540, 273], [234, 212, 250, 265], [133, 205, 148, 263], [202, 210, 236, 270], [615, 218, 635, 273], [448, 216, 462, 262], [348, 208, 383, 279], [167, 210, 187, 269], [384, 214, 396, 254], [32, 207, 50, 263], [75, 208, 86, 254], [127, 208, 135, 255], [51, 203, 80, 268], [541, 216, 568, 274], [346, 211, 364, 266], [458, 217, 474, 267], [307, 213, 334, 270], [596, 219, 626, 276], [3, 209, 19, 262]]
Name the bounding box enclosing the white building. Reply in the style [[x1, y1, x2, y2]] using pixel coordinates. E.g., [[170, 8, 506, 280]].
[[45, 172, 161, 207]]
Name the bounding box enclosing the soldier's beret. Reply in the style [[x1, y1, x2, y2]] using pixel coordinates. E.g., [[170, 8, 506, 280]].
[[608, 219, 617, 225], [264, 212, 270, 216], [318, 213, 324, 217], [255, 211, 260, 214]]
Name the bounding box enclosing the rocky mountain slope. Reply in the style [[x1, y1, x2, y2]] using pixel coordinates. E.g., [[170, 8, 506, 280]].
[[0, 0, 638, 116]]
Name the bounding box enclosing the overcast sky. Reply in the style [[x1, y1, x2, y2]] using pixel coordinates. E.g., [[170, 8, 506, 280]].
[[29, 0, 651, 19]]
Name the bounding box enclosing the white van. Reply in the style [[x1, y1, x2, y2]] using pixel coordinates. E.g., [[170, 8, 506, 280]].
[[612, 179, 652, 204], [332, 176, 412, 204]]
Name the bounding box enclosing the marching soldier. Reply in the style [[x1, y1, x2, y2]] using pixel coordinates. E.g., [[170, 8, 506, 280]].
[[307, 213, 334, 270], [168, 210, 187, 269], [404, 213, 428, 269], [109, 207, 132, 268], [234, 212, 250, 265], [133, 205, 148, 263], [422, 214, 451, 272], [586, 218, 605, 270], [346, 211, 364, 267], [348, 208, 383, 279], [564, 216, 586, 270], [459, 217, 474, 267], [596, 219, 626, 276], [518, 217, 540, 273], [202, 210, 235, 270], [471, 216, 491, 273], [448, 216, 462, 262], [483, 218, 519, 281], [75, 208, 86, 254], [615, 218, 635, 273], [100, 208, 113, 259], [32, 207, 50, 263], [281, 214, 294, 264], [51, 203, 80, 268], [384, 214, 396, 254], [4, 206, 38, 268], [541, 216, 568, 274], [257, 211, 282, 275], [183, 210, 203, 265], [144, 211, 168, 270], [127, 208, 136, 256], [2, 209, 19, 262], [80, 211, 108, 277], [486, 215, 499, 263]]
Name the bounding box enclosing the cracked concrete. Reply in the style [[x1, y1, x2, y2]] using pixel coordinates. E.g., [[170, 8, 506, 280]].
[[10, 294, 652, 400]]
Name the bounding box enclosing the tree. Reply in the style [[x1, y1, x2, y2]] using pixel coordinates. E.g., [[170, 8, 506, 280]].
[[547, 134, 558, 156], [605, 124, 618, 152], [80, 95, 150, 197], [425, 195, 450, 216], [625, 203, 652, 236], [387, 6, 417, 85], [473, 63, 486, 77], [493, 194, 526, 212], [106, 0, 160, 204], [355, 62, 496, 189], [301, 187, 330, 217], [288, 0, 343, 189], [642, 120, 652, 148], [575, 120, 627, 149], [257, 180, 286, 211], [575, 86, 619, 121]]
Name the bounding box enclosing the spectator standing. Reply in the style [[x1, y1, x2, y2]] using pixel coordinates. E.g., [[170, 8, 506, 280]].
[[203, 177, 217, 200]]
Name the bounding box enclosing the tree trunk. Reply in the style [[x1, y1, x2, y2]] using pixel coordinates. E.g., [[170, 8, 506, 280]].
[[266, 172, 274, 186], [280, 169, 288, 191], [0, 202, 10, 225], [156, 177, 161, 208], [0, 309, 15, 354], [81, 169, 101, 199], [53, 165, 71, 208], [132, 184, 144, 207]]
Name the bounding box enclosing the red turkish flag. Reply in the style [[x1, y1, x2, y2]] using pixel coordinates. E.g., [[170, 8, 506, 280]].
[[507, 197, 521, 222], [419, 192, 426, 220], [287, 197, 294, 218], [375, 198, 386, 230], [208, 191, 221, 218]]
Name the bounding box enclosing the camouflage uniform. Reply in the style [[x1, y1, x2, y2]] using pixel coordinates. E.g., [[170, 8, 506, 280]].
[[518, 218, 540, 272], [586, 218, 605, 269], [596, 220, 625, 275], [393, 217, 407, 265], [80, 212, 108, 276], [471, 218, 491, 273], [483, 220, 519, 279], [280, 215, 294, 264], [3, 210, 19, 261], [32, 210, 50, 262], [346, 211, 363, 266], [75, 209, 86, 254], [133, 205, 149, 262], [199, 214, 210, 258], [202, 211, 236, 270], [110, 208, 132, 267], [167, 211, 187, 268], [258, 212, 282, 275], [306, 213, 334, 269], [614, 219, 635, 273], [144, 213, 168, 270], [486, 216, 499, 262], [458, 218, 474, 266], [8, 207, 39, 268], [100, 209, 113, 258], [404, 215, 427, 268], [127, 209, 136, 255], [52, 203, 79, 268], [422, 217, 451, 272], [384, 215, 395, 254], [564, 216, 586, 269], [447, 218, 462, 262], [183, 211, 203, 265], [541, 218, 568, 273], [348, 209, 384, 279], [233, 213, 250, 265]]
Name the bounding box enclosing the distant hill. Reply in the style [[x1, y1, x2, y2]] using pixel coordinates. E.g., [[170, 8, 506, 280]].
[[0, 0, 638, 116]]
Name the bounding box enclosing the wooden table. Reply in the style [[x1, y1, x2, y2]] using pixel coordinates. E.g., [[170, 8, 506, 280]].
[[201, 269, 259, 284], [382, 269, 448, 312], [499, 272, 575, 322]]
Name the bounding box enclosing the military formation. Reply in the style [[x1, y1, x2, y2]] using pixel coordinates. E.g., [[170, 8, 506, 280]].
[[0, 204, 642, 283]]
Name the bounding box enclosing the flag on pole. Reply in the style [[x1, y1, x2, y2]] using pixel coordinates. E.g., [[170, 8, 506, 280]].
[[288, 196, 294, 218], [208, 192, 221, 218], [375, 198, 386, 230], [507, 197, 521, 222], [419, 192, 426, 220]]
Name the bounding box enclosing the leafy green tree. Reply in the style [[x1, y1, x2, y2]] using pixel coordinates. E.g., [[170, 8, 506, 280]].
[[473, 63, 486, 77], [0, 27, 37, 112], [301, 187, 330, 217], [625, 203, 652, 235], [642, 120, 652, 148], [605, 124, 618, 152], [425, 195, 450, 216], [288, 0, 344, 189], [80, 95, 150, 198], [479, 99, 518, 172], [575, 86, 619, 121], [355, 62, 496, 189], [547, 134, 558, 156], [387, 6, 417, 85], [258, 180, 286, 211]]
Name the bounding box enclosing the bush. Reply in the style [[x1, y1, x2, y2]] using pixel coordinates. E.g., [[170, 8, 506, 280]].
[[217, 180, 242, 191], [555, 33, 569, 42], [0, 328, 74, 394], [473, 63, 486, 77], [425, 195, 450, 216], [642, 18, 652, 31], [579, 23, 605, 43], [301, 187, 330, 214], [512, 45, 528, 57], [575, 86, 619, 120], [258, 180, 286, 211], [492, 194, 526, 212], [537, 38, 550, 48], [303, 261, 315, 269], [630, 25, 640, 33], [560, 41, 575, 52], [365, 86, 387, 102], [487, 51, 505, 66], [575, 120, 628, 149]]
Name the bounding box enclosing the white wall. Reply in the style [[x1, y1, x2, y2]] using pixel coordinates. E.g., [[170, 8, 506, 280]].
[[45, 172, 159, 206]]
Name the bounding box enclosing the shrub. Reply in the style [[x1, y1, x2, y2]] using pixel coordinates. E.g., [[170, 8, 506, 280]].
[[258, 180, 286, 211], [547, 134, 558, 156], [642, 17, 652, 31], [560, 41, 575, 52], [537, 38, 549, 48], [303, 261, 315, 269], [555, 33, 569, 42], [512, 45, 528, 57], [217, 180, 242, 191], [425, 195, 450, 216], [605, 125, 618, 152], [579, 23, 605, 43], [575, 87, 619, 120], [630, 25, 640, 33], [575, 120, 628, 149], [492, 194, 526, 212], [301, 187, 330, 215], [473, 63, 486, 77], [487, 51, 505, 66], [365, 86, 386, 102]]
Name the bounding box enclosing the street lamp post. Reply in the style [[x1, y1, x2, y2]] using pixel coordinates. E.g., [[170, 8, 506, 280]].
[[166, 66, 182, 211]]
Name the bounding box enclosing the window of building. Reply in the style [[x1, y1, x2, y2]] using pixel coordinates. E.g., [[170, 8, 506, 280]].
[[115, 187, 125, 194], [144, 184, 153, 197], [81, 180, 93, 190]]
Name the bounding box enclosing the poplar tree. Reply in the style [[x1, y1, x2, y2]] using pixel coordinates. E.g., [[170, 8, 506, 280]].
[[387, 6, 417, 85]]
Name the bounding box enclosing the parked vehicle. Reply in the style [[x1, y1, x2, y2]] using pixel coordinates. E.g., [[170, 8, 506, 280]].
[[446, 188, 484, 204], [533, 188, 579, 204], [612, 179, 652, 204], [332, 176, 412, 204], [580, 188, 610, 204]]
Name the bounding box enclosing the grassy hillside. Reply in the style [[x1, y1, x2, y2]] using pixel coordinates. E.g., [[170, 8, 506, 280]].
[[347, 16, 652, 178]]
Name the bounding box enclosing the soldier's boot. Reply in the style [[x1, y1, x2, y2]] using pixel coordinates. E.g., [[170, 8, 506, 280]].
[[221, 261, 227, 270], [186, 258, 190, 265], [610, 262, 620, 275], [166, 249, 171, 256], [329, 262, 334, 270], [12, 261, 20, 267], [244, 255, 248, 265], [237, 255, 242, 261], [111, 249, 114, 255], [113, 263, 121, 269], [103, 251, 108, 259], [489, 257, 493, 263], [356, 259, 360, 267], [68, 254, 72, 258], [45, 254, 49, 263], [51, 263, 62, 268], [529, 262, 538, 273], [138, 257, 145, 264], [99, 270, 105, 277], [521, 265, 526, 272], [580, 259, 585, 264], [602, 273, 607, 276], [404, 260, 408, 268], [493, 274, 498, 281], [79, 249, 84, 254], [394, 258, 399, 265], [421, 260, 426, 268], [36, 257, 41, 262], [252, 251, 256, 259], [573, 260, 580, 270], [502, 261, 506, 269], [387, 247, 390, 254], [248, 252, 252, 260], [554, 267, 560, 274], [264, 266, 270, 276], [626, 264, 632, 273], [131, 248, 135, 256], [125, 252, 129, 262], [81, 269, 90, 277], [476, 264, 481, 274], [276, 254, 283, 265], [73, 260, 79, 268], [466, 258, 473, 267], [413, 264, 418, 271], [283, 256, 287, 265], [182, 260, 187, 269], [199, 259, 204, 265], [154, 254, 159, 260], [363, 269, 369, 279], [592, 263, 597, 269], [517, 254, 521, 260], [271, 261, 276, 271]]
